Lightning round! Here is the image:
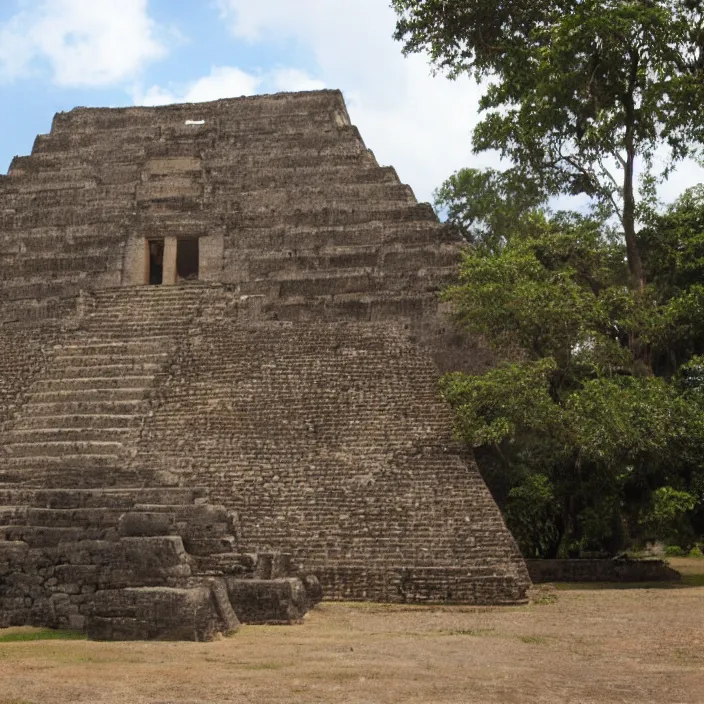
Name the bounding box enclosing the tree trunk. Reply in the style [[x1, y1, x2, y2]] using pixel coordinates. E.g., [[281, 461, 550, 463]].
[[623, 148, 646, 291], [623, 52, 646, 292]]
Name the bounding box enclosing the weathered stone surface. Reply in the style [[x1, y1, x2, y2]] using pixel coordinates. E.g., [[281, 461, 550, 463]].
[[0, 90, 531, 636], [118, 511, 176, 537], [0, 489, 317, 639], [86, 586, 231, 641], [226, 578, 311, 624]]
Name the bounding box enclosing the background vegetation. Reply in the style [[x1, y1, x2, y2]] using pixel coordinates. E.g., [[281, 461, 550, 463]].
[[393, 0, 704, 557]]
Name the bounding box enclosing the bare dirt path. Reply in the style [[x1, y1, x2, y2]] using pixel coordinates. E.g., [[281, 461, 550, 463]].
[[1, 560, 702, 704]]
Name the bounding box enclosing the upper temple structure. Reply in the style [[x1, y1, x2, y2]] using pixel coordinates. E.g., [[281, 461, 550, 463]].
[[0, 90, 530, 640]]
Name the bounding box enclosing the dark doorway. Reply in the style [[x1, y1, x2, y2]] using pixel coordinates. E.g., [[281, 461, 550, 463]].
[[148, 239, 164, 285], [177, 238, 199, 281]]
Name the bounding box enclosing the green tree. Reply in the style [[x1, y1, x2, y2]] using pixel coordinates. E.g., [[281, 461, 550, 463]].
[[393, 0, 704, 289], [436, 188, 704, 555], [434, 167, 547, 249]]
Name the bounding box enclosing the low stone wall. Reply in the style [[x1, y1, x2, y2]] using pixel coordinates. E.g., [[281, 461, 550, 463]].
[[0, 535, 195, 631], [313, 564, 530, 605], [526, 559, 680, 583]]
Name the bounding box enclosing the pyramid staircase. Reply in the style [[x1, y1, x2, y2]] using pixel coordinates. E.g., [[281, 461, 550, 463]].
[[0, 285, 320, 640], [0, 285, 227, 487]]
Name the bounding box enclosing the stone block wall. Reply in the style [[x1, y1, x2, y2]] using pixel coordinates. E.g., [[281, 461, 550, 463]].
[[526, 559, 681, 583], [0, 322, 66, 429], [0, 282, 528, 606], [131, 314, 530, 603], [0, 484, 321, 639]]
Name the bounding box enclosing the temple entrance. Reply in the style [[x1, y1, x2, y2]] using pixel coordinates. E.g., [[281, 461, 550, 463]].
[[148, 239, 164, 285], [142, 237, 202, 286], [176, 238, 199, 282]]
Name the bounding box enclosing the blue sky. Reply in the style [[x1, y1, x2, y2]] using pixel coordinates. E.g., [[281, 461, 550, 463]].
[[1, 0, 702, 205]]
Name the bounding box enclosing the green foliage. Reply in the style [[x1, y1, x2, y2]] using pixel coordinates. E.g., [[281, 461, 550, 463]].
[[442, 360, 562, 447], [394, 0, 704, 287], [567, 377, 704, 467], [434, 167, 547, 249], [436, 179, 704, 556], [640, 185, 704, 296], [394, 0, 704, 558], [505, 474, 562, 559], [641, 487, 698, 545], [664, 545, 686, 557]]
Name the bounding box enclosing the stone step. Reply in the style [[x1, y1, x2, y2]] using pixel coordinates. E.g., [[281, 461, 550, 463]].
[[92, 286, 220, 300], [34, 127, 362, 157], [0, 486, 207, 510], [238, 202, 436, 229], [2, 427, 131, 443], [86, 301, 206, 312], [82, 322, 196, 332], [25, 506, 125, 528], [0, 506, 27, 524], [133, 504, 229, 523], [2, 441, 124, 458], [0, 279, 88, 303], [76, 330, 190, 340], [86, 585, 236, 642], [34, 377, 155, 392], [219, 182, 416, 208], [27, 389, 150, 404], [13, 234, 120, 255], [55, 341, 168, 356], [10, 414, 138, 430], [265, 292, 438, 323], [55, 365, 163, 379], [88, 295, 207, 305], [210, 151, 373, 172], [277, 272, 374, 298], [100, 290, 207, 302], [52, 353, 169, 366], [86, 309, 201, 318], [193, 552, 252, 576], [6, 255, 108, 277], [83, 319, 198, 330], [0, 465, 144, 489], [182, 534, 237, 557], [20, 400, 144, 416], [0, 453, 122, 469], [0, 524, 105, 546], [0, 506, 124, 529], [210, 164, 399, 190], [50, 106, 341, 136]]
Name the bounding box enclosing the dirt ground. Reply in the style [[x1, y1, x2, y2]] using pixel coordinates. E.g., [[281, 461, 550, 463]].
[[1, 558, 702, 704]]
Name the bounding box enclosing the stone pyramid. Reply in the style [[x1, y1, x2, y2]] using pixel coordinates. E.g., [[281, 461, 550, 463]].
[[0, 90, 530, 638]]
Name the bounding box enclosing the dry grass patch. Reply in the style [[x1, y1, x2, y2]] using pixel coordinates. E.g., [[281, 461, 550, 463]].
[[0, 561, 702, 704]]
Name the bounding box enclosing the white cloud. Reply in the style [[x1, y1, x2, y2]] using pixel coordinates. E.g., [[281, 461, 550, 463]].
[[0, 0, 165, 87], [215, 0, 702, 206], [271, 68, 325, 93], [182, 66, 259, 103], [651, 148, 704, 204], [134, 65, 323, 107], [214, 0, 496, 203]]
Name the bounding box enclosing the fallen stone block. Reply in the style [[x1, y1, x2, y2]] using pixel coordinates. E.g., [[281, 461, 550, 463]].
[[86, 585, 236, 641], [226, 577, 312, 624]]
